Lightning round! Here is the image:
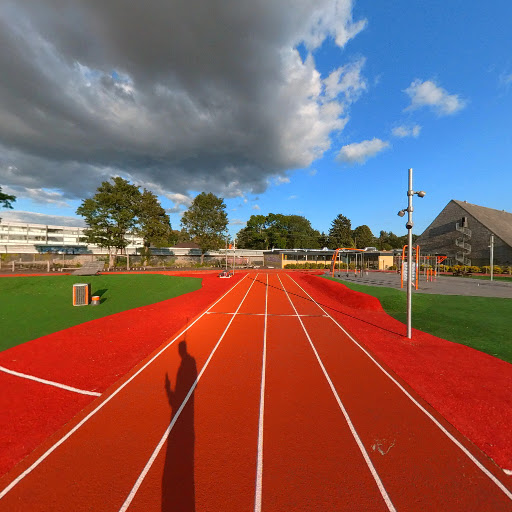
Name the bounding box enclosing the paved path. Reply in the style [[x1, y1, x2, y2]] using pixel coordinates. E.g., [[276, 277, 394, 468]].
[[332, 271, 512, 298]]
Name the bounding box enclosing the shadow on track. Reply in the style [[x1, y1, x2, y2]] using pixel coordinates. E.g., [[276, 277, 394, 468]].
[[162, 341, 197, 512]]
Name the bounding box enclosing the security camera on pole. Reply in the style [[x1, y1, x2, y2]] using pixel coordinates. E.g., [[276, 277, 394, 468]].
[[397, 168, 426, 339]]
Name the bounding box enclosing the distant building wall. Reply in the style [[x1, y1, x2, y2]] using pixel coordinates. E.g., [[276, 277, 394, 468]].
[[416, 200, 512, 266]]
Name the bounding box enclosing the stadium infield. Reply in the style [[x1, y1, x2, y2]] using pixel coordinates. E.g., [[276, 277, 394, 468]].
[[0, 271, 511, 510]]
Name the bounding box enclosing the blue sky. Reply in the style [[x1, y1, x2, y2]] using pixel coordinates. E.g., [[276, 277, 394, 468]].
[[1, 1, 511, 242]]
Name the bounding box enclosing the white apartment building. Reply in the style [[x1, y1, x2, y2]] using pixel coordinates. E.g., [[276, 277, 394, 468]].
[[0, 221, 143, 254]]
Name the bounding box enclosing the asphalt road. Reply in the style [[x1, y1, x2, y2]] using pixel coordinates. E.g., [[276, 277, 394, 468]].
[[331, 271, 512, 298]]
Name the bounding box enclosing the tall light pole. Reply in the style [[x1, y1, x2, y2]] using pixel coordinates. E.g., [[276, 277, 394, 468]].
[[398, 168, 426, 339], [489, 234, 494, 282]]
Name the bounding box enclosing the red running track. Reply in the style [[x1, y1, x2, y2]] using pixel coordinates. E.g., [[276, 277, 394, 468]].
[[0, 273, 511, 511]]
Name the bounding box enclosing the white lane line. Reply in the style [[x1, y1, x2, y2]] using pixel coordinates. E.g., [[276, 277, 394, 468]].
[[0, 366, 101, 397], [254, 273, 268, 512], [0, 274, 249, 501], [206, 312, 327, 318], [285, 274, 512, 502], [120, 274, 260, 511], [277, 274, 396, 512]]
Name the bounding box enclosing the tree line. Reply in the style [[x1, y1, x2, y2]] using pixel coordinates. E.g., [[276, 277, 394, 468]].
[[236, 212, 416, 251], [2, 177, 414, 266]]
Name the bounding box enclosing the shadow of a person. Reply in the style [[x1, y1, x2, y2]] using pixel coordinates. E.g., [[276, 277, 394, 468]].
[[162, 341, 197, 512]]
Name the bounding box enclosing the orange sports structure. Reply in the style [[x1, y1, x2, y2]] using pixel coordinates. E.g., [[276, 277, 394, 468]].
[[330, 248, 365, 276]]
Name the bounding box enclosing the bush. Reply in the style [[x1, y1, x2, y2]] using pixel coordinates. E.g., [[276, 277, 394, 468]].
[[493, 265, 503, 275], [469, 266, 481, 274]]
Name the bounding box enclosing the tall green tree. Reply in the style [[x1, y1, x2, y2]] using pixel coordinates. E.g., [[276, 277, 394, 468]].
[[236, 215, 268, 249], [0, 186, 16, 221], [137, 189, 175, 263], [181, 192, 228, 262], [352, 225, 374, 249], [76, 177, 172, 266], [328, 214, 353, 248]]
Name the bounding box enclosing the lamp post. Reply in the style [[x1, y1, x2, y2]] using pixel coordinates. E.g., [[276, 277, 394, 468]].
[[398, 168, 426, 339]]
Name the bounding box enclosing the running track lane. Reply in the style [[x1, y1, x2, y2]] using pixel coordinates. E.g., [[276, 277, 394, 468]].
[[0, 273, 511, 510]]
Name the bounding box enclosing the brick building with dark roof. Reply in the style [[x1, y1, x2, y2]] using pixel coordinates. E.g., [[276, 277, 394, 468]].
[[416, 200, 512, 266]]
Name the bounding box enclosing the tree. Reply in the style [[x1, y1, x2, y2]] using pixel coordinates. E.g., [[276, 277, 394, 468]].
[[285, 215, 321, 249], [328, 214, 353, 248], [352, 225, 374, 249], [181, 192, 228, 262], [0, 186, 16, 222], [137, 189, 175, 264], [76, 177, 172, 267], [236, 215, 268, 249]]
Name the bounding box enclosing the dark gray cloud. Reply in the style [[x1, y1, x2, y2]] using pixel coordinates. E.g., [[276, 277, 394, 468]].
[[0, 1, 366, 205]]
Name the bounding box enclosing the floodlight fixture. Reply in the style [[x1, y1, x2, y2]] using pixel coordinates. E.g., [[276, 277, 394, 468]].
[[416, 190, 426, 198], [397, 209, 406, 217]]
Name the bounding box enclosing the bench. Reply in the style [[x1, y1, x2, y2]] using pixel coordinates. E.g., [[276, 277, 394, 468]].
[[71, 262, 105, 276]]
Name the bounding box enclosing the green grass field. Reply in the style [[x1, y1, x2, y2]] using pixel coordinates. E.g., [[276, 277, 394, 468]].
[[324, 276, 512, 364], [0, 274, 202, 352]]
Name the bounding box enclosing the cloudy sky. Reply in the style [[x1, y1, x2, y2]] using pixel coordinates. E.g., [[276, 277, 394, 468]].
[[1, 0, 511, 238]]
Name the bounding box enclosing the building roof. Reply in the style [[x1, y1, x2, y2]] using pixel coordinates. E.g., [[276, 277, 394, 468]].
[[453, 200, 512, 247], [172, 241, 200, 249]]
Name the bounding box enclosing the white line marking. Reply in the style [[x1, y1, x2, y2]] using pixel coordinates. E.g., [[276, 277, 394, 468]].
[[0, 365, 101, 397], [0, 274, 249, 501], [277, 274, 397, 512], [254, 273, 268, 512], [119, 274, 260, 511], [206, 312, 326, 318], [504, 469, 512, 476], [286, 274, 512, 501]]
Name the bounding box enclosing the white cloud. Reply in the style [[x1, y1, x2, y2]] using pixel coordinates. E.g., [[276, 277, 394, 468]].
[[392, 124, 421, 138], [336, 138, 390, 164], [164, 192, 193, 213], [323, 58, 367, 103], [0, 210, 84, 226], [499, 72, 512, 88], [273, 175, 290, 185], [3, 185, 71, 207], [288, 195, 298, 200], [229, 219, 246, 226], [252, 204, 261, 210], [404, 79, 466, 115], [308, 168, 318, 176]]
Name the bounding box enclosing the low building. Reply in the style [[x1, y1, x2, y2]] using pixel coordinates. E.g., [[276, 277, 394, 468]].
[[263, 248, 395, 270], [416, 200, 512, 267], [0, 221, 265, 267]]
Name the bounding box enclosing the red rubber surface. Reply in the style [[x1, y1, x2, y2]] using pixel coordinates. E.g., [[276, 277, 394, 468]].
[[0, 272, 245, 476], [0, 272, 511, 511]]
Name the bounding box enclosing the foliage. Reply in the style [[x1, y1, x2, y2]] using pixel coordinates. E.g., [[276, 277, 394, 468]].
[[0, 186, 16, 221], [237, 213, 321, 249], [181, 192, 228, 259], [328, 214, 353, 248], [137, 188, 175, 249], [284, 262, 330, 269], [76, 177, 172, 267], [352, 224, 374, 249]]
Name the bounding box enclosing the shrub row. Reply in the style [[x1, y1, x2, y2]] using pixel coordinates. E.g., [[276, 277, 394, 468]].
[[435, 264, 512, 274]]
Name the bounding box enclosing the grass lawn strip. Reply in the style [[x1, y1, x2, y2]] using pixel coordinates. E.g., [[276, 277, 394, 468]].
[[0, 274, 201, 351], [324, 276, 512, 364]]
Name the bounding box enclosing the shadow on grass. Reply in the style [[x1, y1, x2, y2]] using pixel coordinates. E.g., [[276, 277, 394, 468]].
[[92, 288, 108, 304]]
